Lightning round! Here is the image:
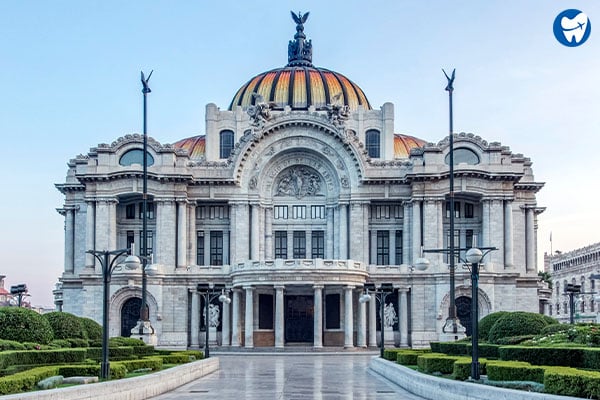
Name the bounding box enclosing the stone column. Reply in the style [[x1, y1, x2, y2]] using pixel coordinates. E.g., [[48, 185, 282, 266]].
[[258, 206, 265, 260], [333, 206, 340, 259], [231, 289, 241, 347], [177, 201, 188, 268], [265, 206, 273, 259], [482, 200, 490, 250], [399, 288, 409, 348], [326, 206, 334, 258], [275, 285, 285, 348], [368, 293, 377, 347], [313, 285, 323, 348], [190, 291, 200, 348], [188, 204, 197, 265], [350, 202, 367, 262], [370, 230, 377, 265], [423, 200, 441, 265], [251, 203, 260, 260], [108, 200, 117, 250], [156, 200, 176, 267], [221, 293, 230, 346], [526, 207, 535, 272], [504, 200, 514, 268], [344, 286, 354, 348], [402, 202, 411, 265], [412, 201, 421, 264], [229, 202, 238, 264], [85, 201, 95, 268], [357, 290, 367, 348], [95, 198, 115, 273], [244, 286, 254, 348], [64, 208, 75, 274], [340, 204, 348, 259]]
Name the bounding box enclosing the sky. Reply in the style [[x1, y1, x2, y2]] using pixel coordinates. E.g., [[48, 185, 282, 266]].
[[0, 1, 598, 307]]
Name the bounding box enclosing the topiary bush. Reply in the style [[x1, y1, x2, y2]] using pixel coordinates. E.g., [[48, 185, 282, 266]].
[[488, 312, 549, 344], [43, 312, 87, 340], [109, 337, 146, 347], [0, 340, 25, 351], [540, 323, 571, 336], [478, 311, 510, 341], [0, 308, 54, 344], [486, 360, 545, 383], [79, 317, 102, 342]]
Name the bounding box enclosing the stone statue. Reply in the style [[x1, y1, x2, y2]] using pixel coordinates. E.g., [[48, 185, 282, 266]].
[[325, 92, 350, 126], [443, 68, 455, 93], [288, 11, 313, 66], [203, 304, 220, 328], [247, 93, 276, 127], [275, 166, 322, 198], [384, 303, 398, 327], [141, 70, 153, 94]]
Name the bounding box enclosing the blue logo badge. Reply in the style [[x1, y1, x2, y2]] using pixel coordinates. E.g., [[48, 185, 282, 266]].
[[553, 9, 591, 47]]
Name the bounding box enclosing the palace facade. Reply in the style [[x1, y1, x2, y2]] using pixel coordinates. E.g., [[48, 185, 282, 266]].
[[55, 13, 544, 349]]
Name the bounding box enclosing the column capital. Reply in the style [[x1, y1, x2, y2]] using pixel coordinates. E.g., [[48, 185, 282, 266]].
[[274, 285, 285, 291], [242, 285, 254, 291], [344, 285, 355, 290], [176, 198, 190, 204], [397, 287, 410, 293], [312, 284, 324, 290]]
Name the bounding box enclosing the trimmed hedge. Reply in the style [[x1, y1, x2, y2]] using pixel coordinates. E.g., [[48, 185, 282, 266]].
[[85, 346, 135, 361], [0, 366, 58, 395], [79, 317, 102, 341], [383, 348, 404, 361], [540, 323, 571, 336], [132, 345, 156, 357], [57, 364, 127, 379], [396, 350, 422, 366], [433, 342, 469, 356], [478, 311, 510, 340], [417, 353, 462, 374], [488, 312, 549, 344], [109, 337, 146, 347], [499, 346, 585, 368], [43, 312, 87, 340], [486, 361, 545, 383], [544, 366, 600, 398], [452, 358, 487, 381], [0, 340, 25, 351], [0, 308, 54, 344], [119, 357, 163, 372], [0, 349, 87, 370]]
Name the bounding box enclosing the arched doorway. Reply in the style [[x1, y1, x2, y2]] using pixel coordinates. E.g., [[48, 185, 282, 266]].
[[455, 296, 472, 337], [121, 297, 143, 337]]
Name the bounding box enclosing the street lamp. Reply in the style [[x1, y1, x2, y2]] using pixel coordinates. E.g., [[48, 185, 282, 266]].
[[87, 249, 141, 380], [359, 283, 394, 358], [196, 283, 231, 358], [465, 247, 484, 381], [10, 284, 28, 307], [564, 284, 582, 324]]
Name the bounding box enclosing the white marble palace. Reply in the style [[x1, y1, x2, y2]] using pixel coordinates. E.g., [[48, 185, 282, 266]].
[[55, 13, 545, 349]]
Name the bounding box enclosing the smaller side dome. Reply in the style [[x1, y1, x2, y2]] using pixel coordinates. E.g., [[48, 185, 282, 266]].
[[394, 134, 427, 158], [173, 135, 205, 159]]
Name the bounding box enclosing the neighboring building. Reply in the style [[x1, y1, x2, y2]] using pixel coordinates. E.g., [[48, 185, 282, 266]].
[[0, 275, 10, 306], [546, 243, 600, 323], [55, 13, 544, 349]]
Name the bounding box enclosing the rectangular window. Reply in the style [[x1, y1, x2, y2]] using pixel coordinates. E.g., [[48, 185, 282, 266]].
[[325, 294, 341, 329], [139, 230, 153, 257], [196, 232, 205, 265], [455, 202, 460, 218], [311, 231, 325, 259], [126, 204, 136, 219], [139, 202, 154, 220], [376, 231, 390, 265], [274, 205, 288, 219], [374, 205, 391, 219], [311, 205, 325, 219], [258, 294, 274, 329], [293, 231, 306, 259], [466, 230, 474, 249], [196, 206, 206, 219], [395, 230, 403, 265], [126, 231, 135, 252], [292, 205, 306, 219], [209, 206, 227, 219], [445, 230, 460, 263], [274, 231, 287, 259], [210, 231, 223, 266], [393, 205, 402, 219], [464, 203, 474, 218]]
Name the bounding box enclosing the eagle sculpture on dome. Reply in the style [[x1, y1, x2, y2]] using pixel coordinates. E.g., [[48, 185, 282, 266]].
[[291, 11, 309, 25]]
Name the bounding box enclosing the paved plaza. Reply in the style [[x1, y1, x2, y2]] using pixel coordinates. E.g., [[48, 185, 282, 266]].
[[150, 354, 426, 399]]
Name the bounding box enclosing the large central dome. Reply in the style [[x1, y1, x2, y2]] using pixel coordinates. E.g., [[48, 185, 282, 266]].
[[229, 12, 371, 112]]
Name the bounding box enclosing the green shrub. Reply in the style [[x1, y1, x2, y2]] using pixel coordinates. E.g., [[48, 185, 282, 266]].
[[383, 348, 403, 361], [477, 343, 500, 359], [160, 353, 193, 364], [452, 358, 488, 380], [132, 345, 155, 357], [57, 363, 127, 379], [540, 323, 571, 335], [0, 340, 25, 351], [119, 357, 163, 372], [177, 350, 204, 360], [541, 314, 559, 326], [396, 351, 422, 366], [21, 342, 52, 350], [43, 312, 87, 340], [0, 366, 59, 395], [109, 337, 146, 347], [583, 348, 600, 370], [499, 346, 585, 368], [493, 335, 535, 345], [0, 308, 54, 344], [488, 312, 549, 344], [85, 347, 102, 360], [417, 353, 462, 374], [67, 338, 89, 348], [544, 366, 600, 398], [0, 348, 87, 370], [429, 342, 442, 353], [435, 342, 469, 355], [478, 311, 510, 340], [79, 317, 102, 341], [486, 361, 545, 383], [50, 339, 72, 348]]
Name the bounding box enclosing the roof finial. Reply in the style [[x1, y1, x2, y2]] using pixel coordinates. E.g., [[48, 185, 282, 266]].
[[288, 11, 313, 66]]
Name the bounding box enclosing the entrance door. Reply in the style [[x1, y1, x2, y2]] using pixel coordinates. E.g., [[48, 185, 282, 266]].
[[121, 297, 142, 337], [456, 296, 472, 337], [285, 295, 314, 343]]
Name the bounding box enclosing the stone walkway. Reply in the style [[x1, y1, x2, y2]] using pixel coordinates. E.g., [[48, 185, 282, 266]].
[[150, 353, 427, 399]]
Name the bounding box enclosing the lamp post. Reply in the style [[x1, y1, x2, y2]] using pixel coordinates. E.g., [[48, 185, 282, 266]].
[[87, 249, 141, 380], [465, 247, 484, 381], [196, 283, 231, 358], [359, 283, 394, 358], [10, 284, 28, 307]]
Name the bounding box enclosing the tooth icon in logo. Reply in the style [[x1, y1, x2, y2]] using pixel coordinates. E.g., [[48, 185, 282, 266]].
[[561, 12, 589, 44], [554, 9, 592, 47]]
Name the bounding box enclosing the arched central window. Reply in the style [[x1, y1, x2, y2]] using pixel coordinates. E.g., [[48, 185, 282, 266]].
[[220, 130, 234, 159], [365, 129, 380, 158], [119, 149, 154, 166], [445, 147, 479, 165]]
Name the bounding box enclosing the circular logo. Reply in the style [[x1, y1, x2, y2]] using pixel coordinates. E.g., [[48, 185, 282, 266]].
[[553, 9, 591, 47]]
